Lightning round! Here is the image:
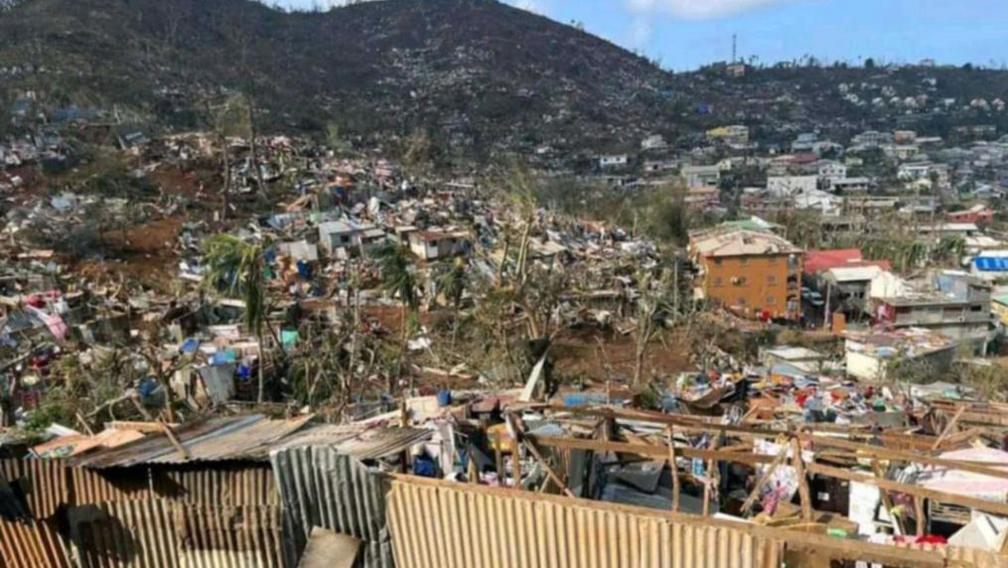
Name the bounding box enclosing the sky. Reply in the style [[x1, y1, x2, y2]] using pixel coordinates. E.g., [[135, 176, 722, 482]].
[[273, 0, 1008, 71]]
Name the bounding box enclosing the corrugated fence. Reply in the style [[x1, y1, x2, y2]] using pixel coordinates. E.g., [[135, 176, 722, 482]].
[[0, 459, 281, 568], [270, 446, 393, 568], [386, 478, 785, 568], [69, 499, 282, 568], [0, 517, 71, 568]]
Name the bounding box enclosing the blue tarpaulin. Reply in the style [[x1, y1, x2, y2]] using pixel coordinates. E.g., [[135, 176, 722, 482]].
[[975, 257, 1008, 272]]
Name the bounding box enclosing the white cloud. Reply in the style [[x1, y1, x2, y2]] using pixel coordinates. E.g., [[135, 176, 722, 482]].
[[505, 0, 548, 16], [627, 17, 653, 48], [625, 0, 796, 19]]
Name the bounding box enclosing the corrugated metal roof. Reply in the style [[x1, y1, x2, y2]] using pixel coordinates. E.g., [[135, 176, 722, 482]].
[[275, 425, 433, 461], [70, 414, 314, 469], [271, 447, 393, 568]]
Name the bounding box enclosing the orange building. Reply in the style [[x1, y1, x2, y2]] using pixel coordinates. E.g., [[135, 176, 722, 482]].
[[689, 229, 803, 319]]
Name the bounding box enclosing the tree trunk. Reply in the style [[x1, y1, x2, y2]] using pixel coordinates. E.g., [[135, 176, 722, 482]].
[[221, 136, 231, 222], [256, 328, 265, 404], [248, 100, 266, 193], [400, 304, 411, 393]]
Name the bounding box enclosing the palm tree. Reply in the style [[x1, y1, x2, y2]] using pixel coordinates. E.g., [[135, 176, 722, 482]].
[[376, 243, 419, 391], [437, 257, 469, 348], [202, 234, 269, 402]]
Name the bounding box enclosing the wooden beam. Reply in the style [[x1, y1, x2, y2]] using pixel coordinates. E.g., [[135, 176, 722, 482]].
[[741, 444, 789, 514], [159, 421, 189, 461], [807, 462, 1008, 518], [931, 405, 965, 451], [703, 435, 721, 516], [799, 433, 1008, 480], [522, 438, 576, 498], [667, 426, 680, 513], [791, 438, 813, 523], [528, 435, 776, 467]]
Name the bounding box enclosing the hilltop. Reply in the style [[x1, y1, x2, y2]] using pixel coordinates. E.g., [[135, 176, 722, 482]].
[[0, 0, 683, 158], [2, 0, 1008, 162]]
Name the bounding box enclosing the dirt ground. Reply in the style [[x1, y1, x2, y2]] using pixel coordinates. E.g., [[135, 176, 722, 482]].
[[552, 327, 695, 381], [72, 216, 183, 291]]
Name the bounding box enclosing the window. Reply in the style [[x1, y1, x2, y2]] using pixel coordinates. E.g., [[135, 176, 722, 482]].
[[767, 275, 778, 285], [712, 276, 723, 288], [740, 257, 750, 266], [714, 258, 723, 266], [733, 276, 747, 286], [766, 295, 777, 305], [768, 256, 778, 264], [738, 297, 747, 306]]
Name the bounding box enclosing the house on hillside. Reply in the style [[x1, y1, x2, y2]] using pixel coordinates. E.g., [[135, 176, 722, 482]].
[[408, 230, 471, 261], [871, 271, 994, 352], [689, 229, 803, 320], [766, 175, 818, 197], [844, 328, 955, 382], [681, 165, 721, 188], [318, 220, 385, 257], [598, 154, 629, 169], [948, 204, 994, 226]]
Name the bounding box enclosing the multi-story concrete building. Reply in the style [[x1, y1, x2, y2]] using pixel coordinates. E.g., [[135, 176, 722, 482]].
[[689, 229, 803, 320]]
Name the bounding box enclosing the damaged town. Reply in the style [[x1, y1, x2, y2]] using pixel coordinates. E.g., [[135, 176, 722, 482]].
[[6, 0, 1008, 567]]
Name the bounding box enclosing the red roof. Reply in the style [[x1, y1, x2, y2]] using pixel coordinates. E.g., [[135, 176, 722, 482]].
[[805, 249, 891, 275], [804, 249, 863, 274]]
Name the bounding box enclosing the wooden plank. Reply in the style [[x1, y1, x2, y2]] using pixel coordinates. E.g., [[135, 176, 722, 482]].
[[791, 438, 812, 523], [799, 433, 1008, 480], [159, 421, 190, 460], [667, 427, 680, 513], [522, 439, 576, 498], [931, 405, 965, 451], [807, 462, 1008, 518], [741, 444, 789, 513], [528, 435, 776, 466]]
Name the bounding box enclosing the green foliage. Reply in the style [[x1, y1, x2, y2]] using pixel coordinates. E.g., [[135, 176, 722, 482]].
[[436, 257, 468, 308], [376, 243, 419, 312], [202, 234, 267, 335]]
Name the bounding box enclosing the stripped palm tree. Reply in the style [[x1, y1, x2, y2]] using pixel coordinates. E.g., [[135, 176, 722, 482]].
[[376, 242, 419, 392], [201, 234, 269, 402]]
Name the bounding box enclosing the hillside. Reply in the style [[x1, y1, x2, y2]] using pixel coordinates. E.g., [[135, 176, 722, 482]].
[[2, 0, 1008, 161], [0, 0, 683, 158]]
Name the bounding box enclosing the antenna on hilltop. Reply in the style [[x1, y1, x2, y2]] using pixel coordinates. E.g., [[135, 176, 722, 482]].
[[732, 33, 737, 64]]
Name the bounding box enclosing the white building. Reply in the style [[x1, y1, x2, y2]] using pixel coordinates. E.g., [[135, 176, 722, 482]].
[[766, 175, 818, 197], [318, 220, 385, 257], [817, 160, 847, 184], [681, 165, 721, 188], [598, 154, 629, 169], [641, 135, 667, 151]]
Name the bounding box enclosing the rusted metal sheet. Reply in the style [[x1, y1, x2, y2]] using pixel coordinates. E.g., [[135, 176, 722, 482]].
[[174, 501, 283, 568], [72, 466, 153, 506], [159, 464, 279, 506], [387, 477, 784, 568], [0, 517, 72, 568], [71, 415, 313, 469], [0, 458, 69, 519], [270, 447, 393, 568], [69, 498, 283, 568], [70, 498, 179, 567]]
